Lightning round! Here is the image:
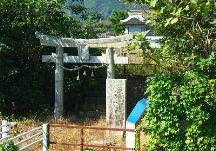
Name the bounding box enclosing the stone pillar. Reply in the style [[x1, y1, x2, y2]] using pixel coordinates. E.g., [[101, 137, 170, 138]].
[[106, 47, 115, 79], [106, 79, 126, 136], [54, 46, 64, 118]]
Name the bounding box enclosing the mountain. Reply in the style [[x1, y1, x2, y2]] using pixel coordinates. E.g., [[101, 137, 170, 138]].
[[83, 0, 143, 18]]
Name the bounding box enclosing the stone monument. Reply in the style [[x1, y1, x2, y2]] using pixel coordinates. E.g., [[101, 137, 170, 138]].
[[106, 79, 127, 135]]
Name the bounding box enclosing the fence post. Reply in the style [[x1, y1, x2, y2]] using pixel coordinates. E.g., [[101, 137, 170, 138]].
[[2, 120, 9, 140], [126, 121, 136, 151], [42, 124, 49, 151]]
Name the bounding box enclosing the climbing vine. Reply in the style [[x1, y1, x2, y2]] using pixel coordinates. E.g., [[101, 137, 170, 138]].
[[126, 0, 216, 150]]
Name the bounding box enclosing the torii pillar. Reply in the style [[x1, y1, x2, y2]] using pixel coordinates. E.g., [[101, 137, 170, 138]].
[[106, 47, 115, 79], [36, 32, 132, 119], [54, 47, 64, 117]]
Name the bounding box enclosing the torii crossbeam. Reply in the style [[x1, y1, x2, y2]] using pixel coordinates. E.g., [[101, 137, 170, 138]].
[[36, 32, 133, 118], [36, 32, 161, 129]]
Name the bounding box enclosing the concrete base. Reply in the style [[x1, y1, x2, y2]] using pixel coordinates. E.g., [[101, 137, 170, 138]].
[[126, 121, 135, 150]]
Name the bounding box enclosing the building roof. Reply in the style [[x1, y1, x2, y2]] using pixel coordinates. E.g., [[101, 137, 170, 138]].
[[121, 10, 145, 25]]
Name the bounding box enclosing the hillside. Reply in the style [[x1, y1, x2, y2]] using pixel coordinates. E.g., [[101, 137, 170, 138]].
[[83, 0, 143, 18]]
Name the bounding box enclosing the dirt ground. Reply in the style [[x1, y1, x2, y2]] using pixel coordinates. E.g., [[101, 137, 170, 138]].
[[2, 116, 147, 151]]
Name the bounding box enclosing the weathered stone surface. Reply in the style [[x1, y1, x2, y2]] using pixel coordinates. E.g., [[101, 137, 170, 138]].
[[54, 46, 64, 118], [78, 44, 89, 60], [35, 32, 133, 48], [42, 54, 128, 64], [106, 48, 115, 79], [106, 79, 126, 136]]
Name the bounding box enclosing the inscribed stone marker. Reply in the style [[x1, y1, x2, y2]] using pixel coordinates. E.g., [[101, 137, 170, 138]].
[[106, 79, 126, 136]]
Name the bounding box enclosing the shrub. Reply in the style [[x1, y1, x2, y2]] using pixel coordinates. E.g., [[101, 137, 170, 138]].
[[0, 139, 19, 151], [143, 73, 216, 150], [126, 0, 216, 150]]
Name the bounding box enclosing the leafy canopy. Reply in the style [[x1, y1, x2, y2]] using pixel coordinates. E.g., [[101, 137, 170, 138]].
[[0, 0, 105, 116], [126, 0, 216, 150], [109, 10, 128, 35]]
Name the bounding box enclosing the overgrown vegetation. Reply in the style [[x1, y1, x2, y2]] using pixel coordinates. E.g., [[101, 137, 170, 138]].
[[109, 10, 128, 35], [127, 0, 216, 150], [0, 140, 19, 151], [0, 0, 105, 117], [83, 0, 142, 18]]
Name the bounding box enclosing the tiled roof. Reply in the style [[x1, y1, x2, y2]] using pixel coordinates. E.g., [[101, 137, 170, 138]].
[[120, 11, 145, 25]]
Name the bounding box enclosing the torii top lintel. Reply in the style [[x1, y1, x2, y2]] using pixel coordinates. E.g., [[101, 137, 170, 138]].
[[35, 32, 133, 48]]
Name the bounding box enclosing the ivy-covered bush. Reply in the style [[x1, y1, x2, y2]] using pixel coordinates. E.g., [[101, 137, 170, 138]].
[[0, 140, 19, 151], [126, 0, 216, 150], [144, 72, 216, 150]]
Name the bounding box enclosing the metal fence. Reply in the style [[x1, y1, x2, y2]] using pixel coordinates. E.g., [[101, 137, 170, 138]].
[[0, 120, 11, 141], [1, 121, 136, 151], [0, 120, 48, 151], [48, 124, 135, 151]]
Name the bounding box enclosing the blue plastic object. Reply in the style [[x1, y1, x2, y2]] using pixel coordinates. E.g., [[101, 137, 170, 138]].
[[127, 98, 148, 124]]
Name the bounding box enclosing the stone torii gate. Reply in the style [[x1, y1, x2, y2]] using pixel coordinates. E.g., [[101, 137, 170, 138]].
[[36, 32, 133, 123]]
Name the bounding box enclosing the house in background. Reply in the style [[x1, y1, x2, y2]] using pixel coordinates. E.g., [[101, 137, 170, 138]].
[[121, 10, 148, 34]]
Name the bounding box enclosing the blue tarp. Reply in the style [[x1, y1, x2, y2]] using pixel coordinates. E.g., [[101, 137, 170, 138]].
[[127, 98, 147, 124]]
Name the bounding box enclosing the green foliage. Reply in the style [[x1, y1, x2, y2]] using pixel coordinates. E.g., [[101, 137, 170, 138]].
[[84, 148, 93, 151], [135, 125, 141, 151], [126, 0, 216, 150], [0, 0, 105, 117], [0, 140, 19, 151], [83, 0, 142, 18], [144, 74, 182, 150], [143, 72, 216, 150], [109, 10, 128, 35]]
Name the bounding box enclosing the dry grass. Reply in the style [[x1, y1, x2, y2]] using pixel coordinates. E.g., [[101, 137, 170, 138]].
[[140, 131, 148, 151], [1, 116, 148, 151]]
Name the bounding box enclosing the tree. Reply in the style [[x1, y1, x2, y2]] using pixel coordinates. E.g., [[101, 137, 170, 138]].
[[126, 0, 216, 150], [0, 0, 104, 117], [109, 10, 128, 35]]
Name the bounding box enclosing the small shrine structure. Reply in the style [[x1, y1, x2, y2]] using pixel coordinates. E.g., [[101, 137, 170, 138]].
[[121, 11, 147, 34]]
